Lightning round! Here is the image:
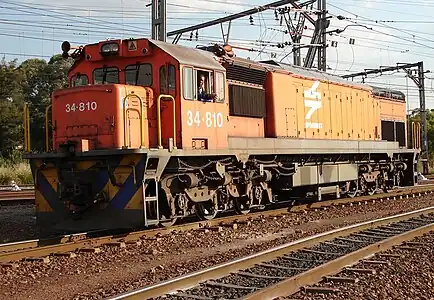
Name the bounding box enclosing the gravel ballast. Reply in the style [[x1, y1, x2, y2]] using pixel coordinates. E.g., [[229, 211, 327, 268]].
[[0, 204, 36, 243], [287, 233, 434, 300], [1, 192, 434, 300]]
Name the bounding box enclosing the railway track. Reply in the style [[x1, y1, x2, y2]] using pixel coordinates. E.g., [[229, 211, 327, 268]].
[[286, 231, 434, 300], [0, 184, 34, 191], [0, 190, 35, 204], [109, 206, 434, 300], [0, 184, 433, 265]]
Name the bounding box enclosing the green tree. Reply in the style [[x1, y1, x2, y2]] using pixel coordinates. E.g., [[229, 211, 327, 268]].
[[0, 101, 22, 156], [409, 109, 434, 159], [0, 57, 23, 103], [18, 55, 73, 151], [0, 58, 24, 156], [46, 54, 73, 91], [0, 54, 72, 157]]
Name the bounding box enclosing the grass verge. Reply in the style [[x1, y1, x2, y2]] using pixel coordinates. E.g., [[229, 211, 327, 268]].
[[0, 163, 33, 185]]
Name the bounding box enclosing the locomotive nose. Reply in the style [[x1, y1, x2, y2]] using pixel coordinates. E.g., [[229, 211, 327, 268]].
[[52, 85, 153, 151]]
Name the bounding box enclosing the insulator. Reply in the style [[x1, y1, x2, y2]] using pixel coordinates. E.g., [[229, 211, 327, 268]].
[[249, 15, 254, 25]]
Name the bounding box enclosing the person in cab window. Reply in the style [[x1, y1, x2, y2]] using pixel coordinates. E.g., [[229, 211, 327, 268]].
[[198, 74, 216, 102]]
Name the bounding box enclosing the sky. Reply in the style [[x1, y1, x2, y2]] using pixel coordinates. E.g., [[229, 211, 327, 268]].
[[1, 0, 434, 110]]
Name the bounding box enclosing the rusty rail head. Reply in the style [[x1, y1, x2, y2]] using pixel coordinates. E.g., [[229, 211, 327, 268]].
[[244, 221, 434, 299], [108, 206, 434, 300], [0, 190, 35, 202]]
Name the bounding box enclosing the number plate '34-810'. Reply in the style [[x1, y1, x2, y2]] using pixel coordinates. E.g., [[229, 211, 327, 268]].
[[186, 110, 224, 128], [65, 101, 98, 112]]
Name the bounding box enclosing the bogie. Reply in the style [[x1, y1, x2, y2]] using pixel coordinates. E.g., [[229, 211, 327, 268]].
[[154, 157, 412, 225]]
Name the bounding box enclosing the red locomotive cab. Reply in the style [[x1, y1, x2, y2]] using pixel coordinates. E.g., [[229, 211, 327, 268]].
[[52, 84, 153, 151], [47, 38, 233, 153]]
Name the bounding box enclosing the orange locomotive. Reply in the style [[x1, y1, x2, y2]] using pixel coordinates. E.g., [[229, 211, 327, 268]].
[[24, 38, 418, 235]]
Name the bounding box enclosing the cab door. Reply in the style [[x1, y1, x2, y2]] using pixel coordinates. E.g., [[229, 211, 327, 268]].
[[158, 63, 180, 149], [126, 109, 141, 148]]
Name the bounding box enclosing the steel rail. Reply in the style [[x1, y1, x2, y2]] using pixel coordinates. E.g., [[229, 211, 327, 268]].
[[1, 185, 433, 263], [0, 190, 35, 202], [245, 215, 434, 299], [0, 184, 34, 191], [0, 230, 105, 254], [109, 206, 434, 300]]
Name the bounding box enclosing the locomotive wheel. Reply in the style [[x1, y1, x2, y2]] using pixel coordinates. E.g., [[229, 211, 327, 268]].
[[395, 172, 402, 187], [195, 201, 218, 220], [233, 196, 251, 215], [378, 174, 389, 193], [367, 188, 376, 196], [159, 215, 178, 227], [366, 179, 378, 196], [156, 189, 179, 228], [346, 180, 358, 198]]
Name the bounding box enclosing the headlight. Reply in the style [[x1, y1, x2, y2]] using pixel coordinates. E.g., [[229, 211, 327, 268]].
[[101, 42, 119, 55]]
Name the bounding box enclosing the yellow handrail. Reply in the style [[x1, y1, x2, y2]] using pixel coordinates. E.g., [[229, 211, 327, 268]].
[[45, 105, 52, 152], [23, 102, 31, 152], [123, 93, 144, 149], [412, 122, 421, 150], [157, 94, 176, 150]]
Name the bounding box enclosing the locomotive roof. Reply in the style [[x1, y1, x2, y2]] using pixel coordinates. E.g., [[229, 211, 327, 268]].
[[150, 39, 226, 72], [263, 60, 371, 90], [220, 56, 374, 90], [257, 60, 372, 90], [150, 41, 370, 89], [369, 85, 406, 100]]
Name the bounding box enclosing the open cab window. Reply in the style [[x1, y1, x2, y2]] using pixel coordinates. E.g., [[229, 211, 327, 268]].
[[182, 67, 225, 103]]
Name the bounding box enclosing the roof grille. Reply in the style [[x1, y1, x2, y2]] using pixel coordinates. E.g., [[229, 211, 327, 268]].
[[226, 64, 267, 86]]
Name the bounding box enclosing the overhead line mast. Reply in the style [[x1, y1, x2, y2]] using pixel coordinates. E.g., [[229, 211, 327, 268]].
[[151, 0, 167, 42], [164, 0, 328, 70]]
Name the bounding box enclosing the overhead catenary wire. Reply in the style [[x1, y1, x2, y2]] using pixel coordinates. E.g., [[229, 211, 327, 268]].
[[0, 0, 431, 111]]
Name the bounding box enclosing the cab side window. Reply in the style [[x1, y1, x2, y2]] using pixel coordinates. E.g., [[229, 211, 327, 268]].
[[182, 67, 225, 103], [168, 65, 176, 90], [93, 67, 119, 84], [183, 67, 194, 100], [160, 64, 176, 94], [159, 66, 167, 94], [214, 72, 225, 103]]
